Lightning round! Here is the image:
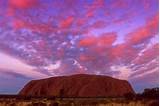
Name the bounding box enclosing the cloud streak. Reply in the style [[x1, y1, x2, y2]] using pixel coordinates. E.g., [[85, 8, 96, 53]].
[[0, 52, 48, 78]]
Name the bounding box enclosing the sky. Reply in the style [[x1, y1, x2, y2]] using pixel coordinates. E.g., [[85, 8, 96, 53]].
[[0, 0, 159, 94]]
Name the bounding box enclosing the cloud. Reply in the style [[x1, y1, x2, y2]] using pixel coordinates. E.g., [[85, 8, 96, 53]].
[[99, 32, 117, 46], [9, 0, 38, 9], [111, 0, 128, 9], [5, 0, 39, 30], [86, 9, 95, 18], [43, 61, 61, 71], [76, 18, 88, 26], [130, 67, 159, 88], [110, 65, 132, 80], [126, 14, 158, 45], [79, 36, 97, 47], [110, 43, 138, 63], [12, 19, 25, 29], [79, 32, 117, 47], [132, 43, 158, 65], [0, 69, 30, 79], [90, 0, 105, 9], [90, 20, 107, 29], [131, 63, 158, 80], [85, 0, 104, 18], [141, 0, 152, 10], [60, 16, 74, 28], [79, 54, 96, 62], [0, 52, 48, 78]]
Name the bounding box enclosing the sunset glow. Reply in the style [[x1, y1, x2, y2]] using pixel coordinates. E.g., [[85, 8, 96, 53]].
[[0, 0, 158, 93]]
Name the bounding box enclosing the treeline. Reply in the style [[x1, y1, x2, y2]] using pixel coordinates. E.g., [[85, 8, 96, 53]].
[[124, 87, 159, 100]]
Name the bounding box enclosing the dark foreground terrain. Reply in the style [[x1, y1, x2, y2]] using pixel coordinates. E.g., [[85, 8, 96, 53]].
[[0, 95, 158, 106]]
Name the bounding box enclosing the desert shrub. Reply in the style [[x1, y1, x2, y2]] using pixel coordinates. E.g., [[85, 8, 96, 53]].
[[47, 96, 56, 100], [142, 88, 159, 99], [49, 102, 59, 106], [124, 93, 135, 100], [135, 93, 143, 100], [134, 87, 159, 100], [32, 102, 47, 106], [149, 101, 159, 106], [10, 103, 16, 106]]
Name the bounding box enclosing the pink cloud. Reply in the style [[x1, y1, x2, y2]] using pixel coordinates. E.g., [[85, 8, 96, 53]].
[[109, 43, 139, 63], [13, 19, 25, 29], [79, 36, 97, 47], [76, 18, 87, 26], [111, 0, 128, 9], [142, 0, 152, 11], [60, 16, 74, 28], [90, 20, 107, 29], [126, 14, 159, 45], [130, 60, 158, 79], [85, 0, 104, 18], [79, 54, 96, 62], [9, 0, 38, 9], [130, 68, 158, 86], [133, 43, 159, 65], [18, 22, 55, 33], [79, 32, 117, 47], [6, 0, 40, 30], [86, 9, 95, 18], [99, 32, 117, 46], [110, 44, 127, 58]]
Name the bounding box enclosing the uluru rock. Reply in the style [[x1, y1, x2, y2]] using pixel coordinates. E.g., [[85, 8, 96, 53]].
[[19, 74, 135, 97]]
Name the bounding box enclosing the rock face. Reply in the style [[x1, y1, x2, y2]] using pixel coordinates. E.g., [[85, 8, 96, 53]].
[[19, 74, 135, 97]]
